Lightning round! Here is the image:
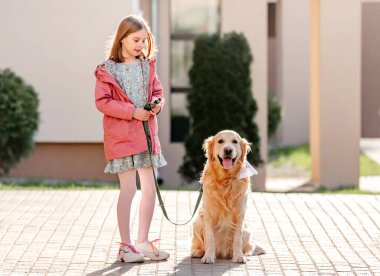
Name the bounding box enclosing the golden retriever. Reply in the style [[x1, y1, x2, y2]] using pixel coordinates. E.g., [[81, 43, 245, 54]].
[[191, 130, 265, 263]]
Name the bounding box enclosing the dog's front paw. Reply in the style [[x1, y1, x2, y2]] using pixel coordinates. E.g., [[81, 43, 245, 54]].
[[232, 254, 247, 263], [201, 254, 215, 264]]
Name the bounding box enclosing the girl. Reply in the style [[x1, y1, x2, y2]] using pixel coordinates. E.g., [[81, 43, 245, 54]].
[[94, 15, 169, 263]]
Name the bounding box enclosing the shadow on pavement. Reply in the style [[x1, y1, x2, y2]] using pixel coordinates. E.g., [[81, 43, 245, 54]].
[[170, 254, 264, 276], [85, 260, 167, 276], [171, 256, 243, 276]]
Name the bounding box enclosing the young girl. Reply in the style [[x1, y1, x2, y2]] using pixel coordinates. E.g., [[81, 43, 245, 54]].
[[94, 15, 169, 263]]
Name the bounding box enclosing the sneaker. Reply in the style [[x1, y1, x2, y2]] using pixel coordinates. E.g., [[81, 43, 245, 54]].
[[117, 243, 145, 263], [135, 239, 170, 261]]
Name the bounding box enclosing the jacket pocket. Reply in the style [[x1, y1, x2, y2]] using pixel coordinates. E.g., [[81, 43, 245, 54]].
[[106, 118, 135, 143]]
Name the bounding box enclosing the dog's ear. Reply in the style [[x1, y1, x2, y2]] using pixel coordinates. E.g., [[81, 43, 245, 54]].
[[240, 138, 251, 161], [202, 136, 215, 160]]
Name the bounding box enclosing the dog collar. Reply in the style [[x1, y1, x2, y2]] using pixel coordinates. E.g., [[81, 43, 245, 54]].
[[239, 161, 258, 179]]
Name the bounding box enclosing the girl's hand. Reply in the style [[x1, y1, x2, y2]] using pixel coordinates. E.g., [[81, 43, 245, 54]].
[[132, 108, 151, 121], [149, 98, 164, 115], [150, 103, 162, 115]]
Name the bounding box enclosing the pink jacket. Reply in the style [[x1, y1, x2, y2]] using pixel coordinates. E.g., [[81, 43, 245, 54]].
[[94, 59, 164, 162]]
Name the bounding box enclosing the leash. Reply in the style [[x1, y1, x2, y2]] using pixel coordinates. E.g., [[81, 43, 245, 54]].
[[142, 100, 203, 225]]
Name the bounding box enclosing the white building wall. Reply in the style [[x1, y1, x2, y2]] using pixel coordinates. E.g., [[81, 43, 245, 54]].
[[275, 0, 310, 146], [0, 0, 136, 142], [221, 0, 268, 190]]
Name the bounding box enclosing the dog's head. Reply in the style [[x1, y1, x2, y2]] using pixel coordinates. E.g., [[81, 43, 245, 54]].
[[203, 130, 251, 171]]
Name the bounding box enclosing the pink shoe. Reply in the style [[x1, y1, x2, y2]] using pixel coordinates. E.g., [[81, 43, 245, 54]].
[[117, 242, 145, 263]]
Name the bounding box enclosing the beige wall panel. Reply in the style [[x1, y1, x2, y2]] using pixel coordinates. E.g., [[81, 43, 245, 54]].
[[221, 0, 267, 190], [140, 0, 152, 23], [362, 3, 380, 137], [276, 0, 310, 146], [156, 0, 186, 185], [311, 0, 361, 188], [310, 0, 321, 182], [0, 0, 135, 142], [9, 143, 118, 183]]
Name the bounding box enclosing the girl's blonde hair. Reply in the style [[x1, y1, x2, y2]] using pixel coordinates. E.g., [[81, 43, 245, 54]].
[[107, 15, 155, 62]]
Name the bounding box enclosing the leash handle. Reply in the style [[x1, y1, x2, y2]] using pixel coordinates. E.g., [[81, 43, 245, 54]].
[[142, 119, 202, 226]]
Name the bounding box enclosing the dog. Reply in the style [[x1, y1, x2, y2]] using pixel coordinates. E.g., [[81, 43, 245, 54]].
[[190, 130, 265, 263]]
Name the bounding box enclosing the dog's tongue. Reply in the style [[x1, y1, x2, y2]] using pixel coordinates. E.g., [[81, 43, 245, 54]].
[[222, 157, 233, 169]]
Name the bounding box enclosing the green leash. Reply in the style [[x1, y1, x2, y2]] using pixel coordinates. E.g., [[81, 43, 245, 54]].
[[142, 100, 203, 226]]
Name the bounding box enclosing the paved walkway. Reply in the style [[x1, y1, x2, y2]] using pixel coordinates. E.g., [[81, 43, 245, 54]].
[[265, 176, 380, 193], [1, 190, 380, 275]]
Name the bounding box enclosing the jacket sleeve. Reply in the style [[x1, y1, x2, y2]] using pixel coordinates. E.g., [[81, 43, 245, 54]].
[[95, 79, 135, 120], [152, 72, 165, 111]]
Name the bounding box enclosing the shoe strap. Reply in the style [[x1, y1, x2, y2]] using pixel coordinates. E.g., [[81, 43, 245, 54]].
[[147, 238, 160, 257], [117, 242, 140, 254]]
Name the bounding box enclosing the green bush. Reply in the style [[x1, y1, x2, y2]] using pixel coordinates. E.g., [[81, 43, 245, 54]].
[[268, 95, 282, 137], [0, 69, 39, 176], [179, 32, 262, 181]]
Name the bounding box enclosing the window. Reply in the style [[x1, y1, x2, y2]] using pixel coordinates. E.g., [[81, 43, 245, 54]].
[[170, 0, 220, 142]]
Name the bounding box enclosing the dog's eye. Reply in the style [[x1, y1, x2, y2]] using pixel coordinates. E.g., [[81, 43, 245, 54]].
[[217, 139, 224, 144], [232, 139, 238, 144]]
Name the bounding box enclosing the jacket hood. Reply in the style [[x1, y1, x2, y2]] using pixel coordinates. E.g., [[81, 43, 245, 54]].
[[94, 65, 114, 83]]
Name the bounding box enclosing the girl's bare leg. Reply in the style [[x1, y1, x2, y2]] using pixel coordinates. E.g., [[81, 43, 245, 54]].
[[136, 167, 156, 243], [117, 169, 137, 244]]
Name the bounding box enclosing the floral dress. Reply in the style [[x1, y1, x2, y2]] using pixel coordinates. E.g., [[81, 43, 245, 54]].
[[103, 59, 167, 174]]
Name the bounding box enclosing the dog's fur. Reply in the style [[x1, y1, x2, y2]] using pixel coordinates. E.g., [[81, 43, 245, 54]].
[[191, 130, 264, 263]]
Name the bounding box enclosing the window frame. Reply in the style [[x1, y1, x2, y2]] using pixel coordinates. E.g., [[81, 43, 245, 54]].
[[169, 0, 221, 142]]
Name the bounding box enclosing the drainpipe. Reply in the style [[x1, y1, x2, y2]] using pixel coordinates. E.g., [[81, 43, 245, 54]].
[[151, 0, 159, 74], [133, 0, 140, 14]]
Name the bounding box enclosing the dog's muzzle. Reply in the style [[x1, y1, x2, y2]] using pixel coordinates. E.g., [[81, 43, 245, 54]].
[[218, 147, 236, 169]]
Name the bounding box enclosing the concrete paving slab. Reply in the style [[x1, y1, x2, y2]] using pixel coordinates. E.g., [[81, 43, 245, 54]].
[[0, 190, 380, 275]]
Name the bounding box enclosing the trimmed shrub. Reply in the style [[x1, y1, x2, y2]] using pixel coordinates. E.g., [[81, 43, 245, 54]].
[[268, 95, 282, 137], [0, 69, 39, 176], [179, 32, 262, 181]]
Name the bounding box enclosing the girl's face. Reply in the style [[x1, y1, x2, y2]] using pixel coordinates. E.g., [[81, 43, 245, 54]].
[[121, 28, 148, 60]]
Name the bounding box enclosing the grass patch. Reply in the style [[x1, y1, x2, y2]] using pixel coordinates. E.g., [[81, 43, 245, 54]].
[[360, 153, 380, 176], [158, 183, 200, 191], [0, 179, 119, 190], [0, 179, 200, 191], [269, 144, 311, 171], [269, 144, 380, 176]]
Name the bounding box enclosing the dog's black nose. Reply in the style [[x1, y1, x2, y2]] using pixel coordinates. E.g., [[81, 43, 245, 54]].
[[224, 147, 232, 155]]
